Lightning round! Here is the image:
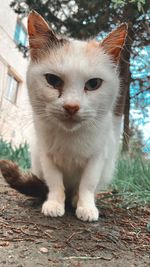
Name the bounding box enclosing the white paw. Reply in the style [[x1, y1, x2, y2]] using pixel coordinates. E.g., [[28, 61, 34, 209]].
[[42, 200, 65, 217], [76, 205, 99, 222]]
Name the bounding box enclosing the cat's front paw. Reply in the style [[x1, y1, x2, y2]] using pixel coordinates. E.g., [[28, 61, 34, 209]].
[[76, 205, 99, 222], [42, 200, 65, 217]]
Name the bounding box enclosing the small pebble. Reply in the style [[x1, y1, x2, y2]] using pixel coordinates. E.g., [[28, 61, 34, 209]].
[[39, 247, 48, 253], [147, 222, 150, 233]]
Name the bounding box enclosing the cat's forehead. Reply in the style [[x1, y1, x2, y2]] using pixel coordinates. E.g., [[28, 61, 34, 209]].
[[53, 38, 102, 60], [38, 39, 109, 75], [67, 39, 100, 54]]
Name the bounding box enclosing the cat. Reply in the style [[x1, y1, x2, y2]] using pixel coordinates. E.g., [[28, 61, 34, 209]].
[[0, 11, 127, 222]]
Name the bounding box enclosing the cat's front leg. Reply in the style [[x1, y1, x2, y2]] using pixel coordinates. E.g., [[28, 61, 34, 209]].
[[76, 155, 104, 222], [40, 154, 65, 217]]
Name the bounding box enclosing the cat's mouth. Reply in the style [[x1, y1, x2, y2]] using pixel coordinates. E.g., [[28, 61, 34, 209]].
[[57, 114, 85, 130], [49, 111, 86, 130], [61, 116, 81, 129]]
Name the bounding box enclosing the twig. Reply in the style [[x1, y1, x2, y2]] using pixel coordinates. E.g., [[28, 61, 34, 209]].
[[134, 244, 150, 249], [62, 256, 112, 261], [20, 227, 42, 238], [0, 237, 35, 242], [66, 231, 83, 243]]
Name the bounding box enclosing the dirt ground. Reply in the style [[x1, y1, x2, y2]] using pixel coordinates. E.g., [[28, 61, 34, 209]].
[[0, 175, 150, 267]]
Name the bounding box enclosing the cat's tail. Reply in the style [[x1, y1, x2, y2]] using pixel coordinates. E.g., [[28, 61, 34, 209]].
[[0, 160, 48, 200]]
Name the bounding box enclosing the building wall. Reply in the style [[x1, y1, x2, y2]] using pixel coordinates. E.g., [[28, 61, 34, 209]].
[[0, 0, 31, 146]]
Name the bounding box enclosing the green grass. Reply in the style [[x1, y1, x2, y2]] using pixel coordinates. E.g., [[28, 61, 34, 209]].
[[0, 139, 31, 170], [112, 156, 150, 207], [0, 138, 150, 207]]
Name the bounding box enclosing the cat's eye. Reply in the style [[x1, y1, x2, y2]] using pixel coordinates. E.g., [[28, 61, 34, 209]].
[[85, 78, 103, 91], [45, 73, 64, 89]]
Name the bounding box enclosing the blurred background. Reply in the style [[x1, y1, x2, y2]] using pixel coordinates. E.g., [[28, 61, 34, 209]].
[[0, 0, 150, 206]]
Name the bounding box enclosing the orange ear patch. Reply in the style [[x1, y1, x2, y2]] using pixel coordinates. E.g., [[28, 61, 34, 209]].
[[86, 40, 99, 55], [28, 10, 50, 37], [101, 24, 128, 62], [28, 10, 59, 60]]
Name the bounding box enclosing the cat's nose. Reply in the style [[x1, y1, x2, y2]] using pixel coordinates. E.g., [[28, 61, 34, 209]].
[[63, 103, 80, 115]]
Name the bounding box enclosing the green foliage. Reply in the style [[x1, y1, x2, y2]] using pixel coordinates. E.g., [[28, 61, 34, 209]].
[[112, 0, 146, 11], [0, 139, 31, 170], [10, 0, 149, 39], [129, 124, 145, 156], [112, 156, 150, 207]]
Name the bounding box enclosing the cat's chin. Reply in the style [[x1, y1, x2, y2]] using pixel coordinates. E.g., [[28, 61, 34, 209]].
[[59, 119, 82, 132]]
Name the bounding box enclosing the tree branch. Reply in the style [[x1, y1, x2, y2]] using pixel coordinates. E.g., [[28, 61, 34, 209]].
[[130, 87, 150, 99]]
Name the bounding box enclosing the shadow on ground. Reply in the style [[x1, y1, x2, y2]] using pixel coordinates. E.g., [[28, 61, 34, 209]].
[[0, 176, 150, 267]]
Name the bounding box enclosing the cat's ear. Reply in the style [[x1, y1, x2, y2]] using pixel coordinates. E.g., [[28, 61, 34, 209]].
[[101, 24, 128, 62], [28, 10, 59, 60]]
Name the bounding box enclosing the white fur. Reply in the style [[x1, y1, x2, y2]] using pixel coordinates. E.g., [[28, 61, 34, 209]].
[[27, 39, 121, 221]]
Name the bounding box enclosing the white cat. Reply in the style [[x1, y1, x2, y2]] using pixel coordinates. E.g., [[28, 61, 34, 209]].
[[0, 11, 127, 222]]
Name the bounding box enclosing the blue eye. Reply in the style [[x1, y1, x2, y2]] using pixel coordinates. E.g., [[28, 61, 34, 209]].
[[45, 73, 64, 89], [85, 78, 103, 91]]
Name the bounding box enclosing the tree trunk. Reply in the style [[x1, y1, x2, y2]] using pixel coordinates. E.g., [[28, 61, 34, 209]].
[[122, 85, 130, 152], [118, 26, 133, 152]]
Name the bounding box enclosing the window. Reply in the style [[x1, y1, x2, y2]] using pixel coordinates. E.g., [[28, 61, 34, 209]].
[[5, 73, 19, 104], [14, 20, 27, 46]]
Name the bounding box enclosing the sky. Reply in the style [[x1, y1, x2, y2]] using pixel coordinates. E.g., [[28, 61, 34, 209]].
[[130, 46, 150, 154]]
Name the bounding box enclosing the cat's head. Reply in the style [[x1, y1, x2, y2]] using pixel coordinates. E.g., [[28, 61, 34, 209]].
[[27, 11, 127, 132]]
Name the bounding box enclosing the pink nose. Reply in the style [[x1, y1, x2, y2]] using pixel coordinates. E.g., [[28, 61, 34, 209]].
[[63, 104, 80, 115]]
